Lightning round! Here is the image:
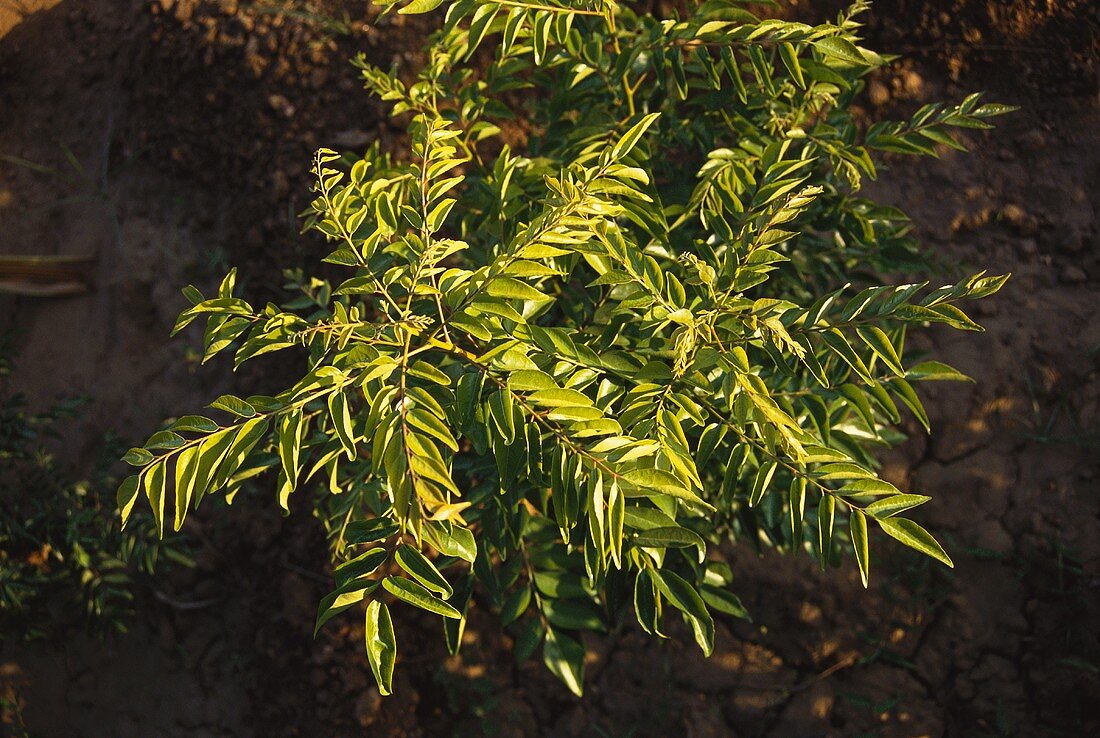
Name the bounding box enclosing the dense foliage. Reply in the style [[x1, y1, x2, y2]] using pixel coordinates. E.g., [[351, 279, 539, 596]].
[[118, 0, 1009, 695], [0, 337, 183, 640]]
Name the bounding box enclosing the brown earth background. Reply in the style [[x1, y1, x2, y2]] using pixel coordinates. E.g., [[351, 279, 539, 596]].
[[0, 0, 1098, 735]]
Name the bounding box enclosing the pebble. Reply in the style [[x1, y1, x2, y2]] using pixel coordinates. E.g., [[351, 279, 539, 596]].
[[899, 68, 925, 97], [267, 93, 296, 118], [868, 79, 891, 107], [1000, 203, 1038, 236]]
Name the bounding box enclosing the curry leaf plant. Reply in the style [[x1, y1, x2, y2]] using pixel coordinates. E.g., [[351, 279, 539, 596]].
[[118, 0, 1010, 696]]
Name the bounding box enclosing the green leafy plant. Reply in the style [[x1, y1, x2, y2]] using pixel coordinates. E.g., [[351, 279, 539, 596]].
[[117, 0, 1010, 695], [0, 336, 185, 640]]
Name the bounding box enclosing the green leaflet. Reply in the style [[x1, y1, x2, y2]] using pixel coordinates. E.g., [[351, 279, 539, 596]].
[[143, 461, 166, 538], [543, 598, 606, 632], [122, 447, 154, 467], [652, 569, 714, 657], [484, 277, 548, 302], [528, 388, 593, 408], [633, 568, 661, 636], [633, 526, 706, 563], [277, 411, 303, 496], [878, 517, 954, 568], [188, 427, 237, 507], [621, 468, 713, 510], [700, 584, 751, 621], [866, 494, 931, 518], [406, 408, 459, 452], [328, 391, 357, 459], [423, 520, 477, 563], [906, 361, 973, 382], [209, 395, 255, 418], [500, 585, 532, 626], [850, 509, 870, 588], [334, 547, 388, 588], [315, 579, 379, 636], [748, 460, 778, 507], [408, 360, 451, 387], [172, 446, 200, 532], [857, 326, 904, 375], [395, 544, 453, 598], [817, 493, 835, 571], [145, 431, 185, 451], [889, 378, 931, 431], [624, 504, 678, 530], [534, 571, 590, 599], [813, 36, 868, 65], [382, 576, 463, 619], [117, 475, 141, 523], [788, 477, 806, 544], [169, 415, 220, 433], [345, 518, 401, 547], [365, 601, 397, 696], [543, 628, 586, 697], [444, 575, 473, 656], [208, 417, 269, 493], [611, 113, 661, 161], [509, 369, 557, 391]]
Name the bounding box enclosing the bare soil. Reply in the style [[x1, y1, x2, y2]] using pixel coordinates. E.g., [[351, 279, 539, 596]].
[[1, 1, 1097, 736]]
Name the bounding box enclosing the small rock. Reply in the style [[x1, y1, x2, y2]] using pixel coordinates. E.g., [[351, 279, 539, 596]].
[[899, 68, 924, 97], [267, 93, 296, 118], [868, 80, 890, 107], [175, 0, 195, 23], [1000, 203, 1038, 236], [1059, 265, 1087, 284]]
